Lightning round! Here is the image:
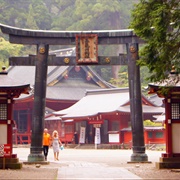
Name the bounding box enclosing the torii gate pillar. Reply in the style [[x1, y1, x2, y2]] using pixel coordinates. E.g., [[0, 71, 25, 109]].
[[127, 43, 148, 162], [28, 44, 49, 162]]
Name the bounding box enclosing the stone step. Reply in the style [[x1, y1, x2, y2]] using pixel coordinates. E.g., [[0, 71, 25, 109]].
[[156, 162, 180, 169], [72, 144, 122, 149], [0, 157, 19, 164], [0, 157, 22, 169], [159, 157, 180, 162]]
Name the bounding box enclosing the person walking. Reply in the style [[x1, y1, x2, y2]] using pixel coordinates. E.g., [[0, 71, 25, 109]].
[[43, 128, 51, 161], [52, 130, 62, 161]]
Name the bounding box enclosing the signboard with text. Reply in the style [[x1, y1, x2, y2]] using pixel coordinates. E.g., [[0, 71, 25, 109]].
[[95, 128, 101, 144], [76, 34, 98, 64], [0, 144, 11, 157], [79, 127, 86, 144], [88, 120, 103, 124]]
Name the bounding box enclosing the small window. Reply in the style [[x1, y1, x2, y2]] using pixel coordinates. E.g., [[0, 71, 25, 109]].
[[155, 131, 163, 138], [65, 124, 73, 133], [171, 103, 180, 120], [0, 104, 7, 120], [111, 121, 120, 131], [148, 132, 153, 138]]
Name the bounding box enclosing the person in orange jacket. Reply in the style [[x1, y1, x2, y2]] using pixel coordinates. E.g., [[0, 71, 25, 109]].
[[43, 128, 51, 161]]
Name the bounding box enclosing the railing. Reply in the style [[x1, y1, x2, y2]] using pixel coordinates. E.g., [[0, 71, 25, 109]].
[[146, 141, 166, 150], [13, 132, 31, 144]]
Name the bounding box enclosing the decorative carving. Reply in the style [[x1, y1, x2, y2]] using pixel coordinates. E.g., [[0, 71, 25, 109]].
[[39, 46, 45, 54], [105, 57, 110, 64], [64, 58, 70, 64], [129, 45, 136, 53]]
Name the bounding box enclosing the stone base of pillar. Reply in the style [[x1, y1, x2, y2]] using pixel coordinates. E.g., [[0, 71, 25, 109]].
[[27, 153, 45, 162], [128, 153, 151, 163], [156, 157, 180, 169]]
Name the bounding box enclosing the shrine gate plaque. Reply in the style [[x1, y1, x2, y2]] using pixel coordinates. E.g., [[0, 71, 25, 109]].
[[76, 34, 98, 64]]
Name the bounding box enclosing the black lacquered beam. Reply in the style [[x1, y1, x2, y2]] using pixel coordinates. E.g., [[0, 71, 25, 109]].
[[0, 23, 144, 45], [9, 55, 128, 66]]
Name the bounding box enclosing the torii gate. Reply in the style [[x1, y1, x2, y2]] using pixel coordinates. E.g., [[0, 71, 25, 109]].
[[0, 23, 148, 163]]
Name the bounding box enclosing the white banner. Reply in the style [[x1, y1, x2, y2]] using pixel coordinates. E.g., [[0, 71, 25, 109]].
[[79, 127, 86, 144], [95, 128, 101, 144]]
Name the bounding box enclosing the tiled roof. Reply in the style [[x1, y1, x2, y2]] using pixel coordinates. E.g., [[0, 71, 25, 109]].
[[53, 88, 165, 119], [0, 72, 30, 97], [46, 86, 91, 100], [147, 94, 164, 106], [0, 70, 30, 87], [7, 66, 35, 86], [117, 105, 165, 113], [7, 65, 114, 101], [53, 88, 130, 118], [149, 73, 180, 87]]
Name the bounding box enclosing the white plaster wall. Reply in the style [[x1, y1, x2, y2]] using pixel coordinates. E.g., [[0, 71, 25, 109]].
[[0, 124, 7, 144], [172, 123, 180, 153]]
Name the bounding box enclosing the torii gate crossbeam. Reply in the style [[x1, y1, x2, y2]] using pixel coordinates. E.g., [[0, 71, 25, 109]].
[[0, 23, 148, 163]]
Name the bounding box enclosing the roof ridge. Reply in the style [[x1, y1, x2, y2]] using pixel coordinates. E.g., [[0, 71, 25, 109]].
[[85, 87, 129, 95]]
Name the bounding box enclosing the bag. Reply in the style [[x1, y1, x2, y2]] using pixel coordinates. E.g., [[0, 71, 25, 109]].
[[60, 145, 64, 150]]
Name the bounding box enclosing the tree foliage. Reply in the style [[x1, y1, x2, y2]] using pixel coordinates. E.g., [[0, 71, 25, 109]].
[[143, 120, 163, 127], [0, 0, 153, 87], [0, 37, 23, 69], [109, 66, 151, 88], [130, 0, 180, 82]]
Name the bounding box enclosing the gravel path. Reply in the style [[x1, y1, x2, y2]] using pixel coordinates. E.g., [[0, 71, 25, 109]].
[[0, 148, 180, 179], [1, 162, 180, 180], [0, 165, 58, 179]]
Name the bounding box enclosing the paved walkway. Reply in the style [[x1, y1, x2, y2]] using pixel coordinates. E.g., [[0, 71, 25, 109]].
[[13, 147, 163, 179], [56, 161, 141, 179]]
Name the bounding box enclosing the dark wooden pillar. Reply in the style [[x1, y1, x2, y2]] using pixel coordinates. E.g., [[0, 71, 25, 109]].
[[28, 44, 49, 162], [127, 43, 148, 162]]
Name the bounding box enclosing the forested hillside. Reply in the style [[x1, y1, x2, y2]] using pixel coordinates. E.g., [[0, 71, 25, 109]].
[[0, 0, 150, 87], [0, 0, 138, 30]]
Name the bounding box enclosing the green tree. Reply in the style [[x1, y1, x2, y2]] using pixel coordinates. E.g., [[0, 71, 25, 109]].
[[0, 0, 141, 82], [31, 0, 52, 30], [51, 0, 76, 30], [0, 37, 23, 69], [130, 0, 180, 82], [68, 0, 126, 30], [0, 0, 31, 27], [143, 120, 163, 127], [109, 66, 151, 88], [26, 4, 38, 29]]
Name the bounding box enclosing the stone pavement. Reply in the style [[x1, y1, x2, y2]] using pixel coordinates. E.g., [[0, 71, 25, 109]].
[[12, 147, 164, 179], [56, 161, 141, 179]]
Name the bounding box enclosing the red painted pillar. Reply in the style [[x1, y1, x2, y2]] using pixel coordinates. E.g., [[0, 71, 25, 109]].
[[7, 97, 14, 156], [164, 98, 172, 157]]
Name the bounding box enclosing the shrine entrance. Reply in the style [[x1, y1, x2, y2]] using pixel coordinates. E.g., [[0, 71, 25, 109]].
[[0, 23, 148, 163]]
